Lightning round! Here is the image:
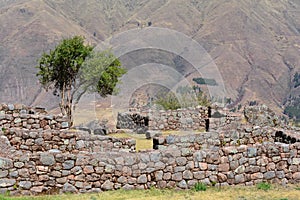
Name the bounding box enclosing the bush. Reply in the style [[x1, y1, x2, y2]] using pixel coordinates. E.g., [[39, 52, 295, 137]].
[[256, 182, 271, 191], [193, 182, 207, 191], [155, 93, 181, 110]]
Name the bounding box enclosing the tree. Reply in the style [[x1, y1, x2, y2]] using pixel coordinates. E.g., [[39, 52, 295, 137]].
[[79, 50, 126, 99], [36, 36, 126, 126]]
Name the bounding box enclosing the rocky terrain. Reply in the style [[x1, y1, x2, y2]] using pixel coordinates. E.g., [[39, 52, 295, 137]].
[[0, 0, 300, 116]]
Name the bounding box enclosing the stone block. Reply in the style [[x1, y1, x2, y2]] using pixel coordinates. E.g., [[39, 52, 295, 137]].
[[235, 174, 245, 184], [172, 172, 183, 181], [264, 171, 275, 180], [177, 180, 187, 189], [18, 181, 32, 190], [137, 174, 147, 184], [218, 163, 229, 172], [40, 153, 55, 166], [183, 170, 193, 180], [63, 160, 75, 170], [0, 178, 16, 187], [63, 183, 77, 193]]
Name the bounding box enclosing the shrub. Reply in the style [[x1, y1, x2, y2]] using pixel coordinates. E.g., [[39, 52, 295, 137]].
[[256, 182, 271, 191], [155, 93, 181, 110], [193, 182, 207, 191]]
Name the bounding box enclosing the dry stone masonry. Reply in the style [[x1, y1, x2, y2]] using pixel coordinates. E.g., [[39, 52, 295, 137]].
[[0, 104, 69, 130], [0, 130, 299, 195], [0, 104, 299, 196], [117, 106, 209, 132]]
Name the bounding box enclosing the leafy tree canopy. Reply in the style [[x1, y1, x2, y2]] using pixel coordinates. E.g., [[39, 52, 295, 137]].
[[36, 36, 126, 125]]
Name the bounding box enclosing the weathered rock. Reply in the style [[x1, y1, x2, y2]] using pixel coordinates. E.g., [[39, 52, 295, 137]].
[[0, 170, 8, 178], [292, 172, 300, 180], [235, 174, 245, 184], [0, 158, 13, 169], [101, 180, 114, 190], [40, 153, 55, 166], [172, 172, 183, 181], [176, 157, 187, 166], [177, 180, 188, 189], [137, 174, 147, 184], [63, 183, 77, 193], [183, 170, 193, 180], [122, 184, 135, 190], [19, 181, 32, 189], [0, 178, 16, 187], [218, 163, 229, 172]]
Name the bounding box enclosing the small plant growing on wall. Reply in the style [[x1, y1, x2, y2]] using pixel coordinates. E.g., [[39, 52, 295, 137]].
[[193, 182, 207, 191]]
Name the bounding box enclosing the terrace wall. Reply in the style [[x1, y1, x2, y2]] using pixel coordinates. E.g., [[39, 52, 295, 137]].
[[0, 130, 299, 196]]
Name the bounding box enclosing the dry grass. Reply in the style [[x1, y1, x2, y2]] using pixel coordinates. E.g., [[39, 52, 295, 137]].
[[3, 185, 300, 200]]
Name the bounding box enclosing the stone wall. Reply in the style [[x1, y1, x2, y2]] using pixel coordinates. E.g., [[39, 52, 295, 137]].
[[0, 104, 69, 130], [0, 134, 299, 195], [1, 129, 136, 154], [1, 104, 300, 195], [153, 125, 277, 150], [117, 107, 209, 132]]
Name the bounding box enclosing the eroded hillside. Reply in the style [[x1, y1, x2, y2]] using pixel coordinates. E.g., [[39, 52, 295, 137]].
[[0, 0, 299, 114]]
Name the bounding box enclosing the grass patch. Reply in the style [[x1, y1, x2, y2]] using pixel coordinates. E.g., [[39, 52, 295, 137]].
[[1, 185, 300, 200], [256, 182, 271, 191], [193, 182, 207, 191]]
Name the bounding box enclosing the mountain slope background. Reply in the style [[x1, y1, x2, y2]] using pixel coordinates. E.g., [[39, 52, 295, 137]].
[[0, 0, 300, 117]]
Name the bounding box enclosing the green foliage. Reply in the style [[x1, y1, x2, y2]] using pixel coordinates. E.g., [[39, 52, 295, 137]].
[[36, 36, 93, 124], [192, 77, 218, 86], [256, 182, 271, 191], [193, 182, 207, 191], [80, 50, 126, 97], [96, 57, 126, 97], [155, 92, 181, 110], [155, 86, 211, 110], [1, 127, 6, 132], [36, 36, 93, 91], [36, 36, 126, 125]]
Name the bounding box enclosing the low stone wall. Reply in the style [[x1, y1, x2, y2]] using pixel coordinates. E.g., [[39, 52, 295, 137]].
[[117, 107, 209, 132], [244, 105, 281, 127], [153, 126, 276, 150], [0, 104, 69, 130], [209, 113, 242, 131], [0, 140, 299, 195], [1, 129, 136, 154]]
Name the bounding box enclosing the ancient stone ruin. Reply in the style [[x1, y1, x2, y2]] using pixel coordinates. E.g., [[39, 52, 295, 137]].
[[0, 104, 299, 195]]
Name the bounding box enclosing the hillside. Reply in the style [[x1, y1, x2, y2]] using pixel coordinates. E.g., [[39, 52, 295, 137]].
[[0, 0, 299, 115]]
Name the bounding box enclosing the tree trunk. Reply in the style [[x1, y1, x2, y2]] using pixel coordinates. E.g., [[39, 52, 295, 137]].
[[59, 87, 73, 128]]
